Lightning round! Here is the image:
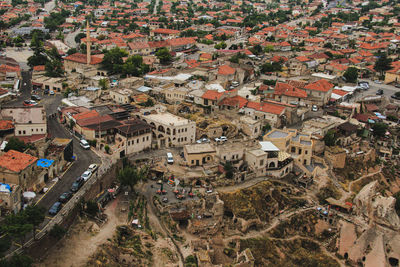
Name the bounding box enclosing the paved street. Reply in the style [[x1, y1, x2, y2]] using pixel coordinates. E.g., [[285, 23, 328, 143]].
[[4, 72, 101, 211]]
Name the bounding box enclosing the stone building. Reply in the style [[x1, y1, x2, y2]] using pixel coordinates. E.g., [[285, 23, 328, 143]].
[[140, 112, 196, 148], [324, 146, 347, 169]]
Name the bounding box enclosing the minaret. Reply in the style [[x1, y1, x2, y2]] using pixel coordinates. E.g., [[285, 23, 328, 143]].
[[86, 20, 91, 65]]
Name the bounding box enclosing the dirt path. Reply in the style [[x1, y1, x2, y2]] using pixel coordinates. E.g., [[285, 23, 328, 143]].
[[38, 197, 125, 267]]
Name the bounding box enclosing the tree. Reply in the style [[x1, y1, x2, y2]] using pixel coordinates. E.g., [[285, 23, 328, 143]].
[[101, 47, 128, 74], [374, 54, 392, 76], [323, 42, 333, 49], [323, 130, 337, 146], [85, 200, 99, 217], [117, 166, 148, 192], [264, 45, 274, 53], [155, 47, 172, 65], [372, 122, 388, 137], [24, 205, 45, 240], [66, 48, 77, 55], [74, 33, 86, 44], [4, 137, 27, 152], [45, 59, 63, 77], [224, 162, 234, 179], [49, 224, 66, 240], [343, 67, 358, 83], [1, 212, 33, 245], [262, 123, 271, 132], [98, 78, 109, 90], [0, 254, 33, 267]]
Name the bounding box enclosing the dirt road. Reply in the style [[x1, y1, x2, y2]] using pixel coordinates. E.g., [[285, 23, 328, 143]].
[[38, 197, 124, 267]]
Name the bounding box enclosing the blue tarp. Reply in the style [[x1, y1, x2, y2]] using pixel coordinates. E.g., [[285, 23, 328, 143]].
[[37, 159, 54, 168]]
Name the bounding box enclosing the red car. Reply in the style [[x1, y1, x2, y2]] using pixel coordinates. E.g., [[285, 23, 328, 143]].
[[23, 100, 38, 106]]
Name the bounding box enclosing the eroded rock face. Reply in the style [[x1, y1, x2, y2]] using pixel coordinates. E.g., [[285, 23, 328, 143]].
[[371, 195, 400, 229], [354, 181, 400, 230]]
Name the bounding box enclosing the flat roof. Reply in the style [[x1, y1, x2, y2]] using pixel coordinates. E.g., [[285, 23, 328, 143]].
[[267, 129, 289, 139], [312, 73, 336, 80], [184, 143, 216, 154], [259, 141, 280, 152], [144, 112, 193, 126], [248, 149, 267, 157]]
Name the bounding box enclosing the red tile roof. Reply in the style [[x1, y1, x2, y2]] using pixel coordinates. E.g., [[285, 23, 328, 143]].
[[304, 79, 334, 92], [33, 65, 45, 71], [201, 90, 224, 101], [64, 53, 103, 65], [246, 101, 285, 115], [0, 150, 38, 173], [152, 28, 180, 35], [218, 64, 235, 75], [72, 110, 99, 120], [0, 120, 14, 130], [274, 82, 307, 98], [218, 96, 248, 108]]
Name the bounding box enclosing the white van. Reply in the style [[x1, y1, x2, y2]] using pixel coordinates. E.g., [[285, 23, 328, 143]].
[[80, 139, 90, 150], [166, 152, 174, 164]]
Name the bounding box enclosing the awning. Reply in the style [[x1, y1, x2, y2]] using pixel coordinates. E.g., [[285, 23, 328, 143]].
[[37, 159, 54, 167]]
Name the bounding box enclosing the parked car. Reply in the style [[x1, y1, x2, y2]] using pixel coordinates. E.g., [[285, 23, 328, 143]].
[[376, 89, 384, 95], [374, 80, 383, 84], [215, 136, 228, 142], [312, 105, 318, 112], [23, 100, 38, 106], [49, 90, 55, 95], [358, 81, 369, 90], [59, 191, 72, 203], [44, 88, 49, 94], [162, 197, 168, 203], [81, 170, 92, 181], [49, 202, 62, 215], [395, 84, 400, 88], [391, 94, 400, 100], [196, 138, 210, 144], [166, 152, 174, 164], [80, 139, 90, 149], [71, 177, 84, 192], [88, 164, 98, 172], [31, 95, 41, 101]]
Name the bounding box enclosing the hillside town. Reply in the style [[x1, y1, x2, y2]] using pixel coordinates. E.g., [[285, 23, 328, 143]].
[[0, 0, 400, 266]]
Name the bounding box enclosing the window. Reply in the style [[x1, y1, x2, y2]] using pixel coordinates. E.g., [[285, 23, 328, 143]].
[[191, 160, 194, 164], [260, 160, 264, 166], [18, 131, 21, 135], [146, 136, 149, 141], [305, 150, 308, 154], [298, 148, 302, 155], [23, 130, 26, 134], [291, 147, 296, 153], [143, 137, 145, 142], [223, 156, 226, 160], [41, 129, 43, 132], [137, 139, 139, 143]]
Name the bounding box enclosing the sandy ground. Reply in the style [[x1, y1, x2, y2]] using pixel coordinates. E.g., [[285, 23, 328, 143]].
[[38, 197, 126, 267], [5, 47, 33, 69]]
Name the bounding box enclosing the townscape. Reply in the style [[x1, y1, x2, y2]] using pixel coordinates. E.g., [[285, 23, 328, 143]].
[[0, 0, 400, 266]]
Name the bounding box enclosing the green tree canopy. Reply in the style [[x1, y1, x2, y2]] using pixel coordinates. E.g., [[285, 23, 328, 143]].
[[155, 47, 172, 64], [374, 54, 392, 76], [101, 47, 128, 74], [372, 122, 388, 137], [343, 67, 358, 83], [4, 137, 27, 152], [323, 130, 337, 146], [117, 166, 148, 192]]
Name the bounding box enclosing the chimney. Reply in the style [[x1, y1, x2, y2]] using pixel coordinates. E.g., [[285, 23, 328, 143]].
[[86, 20, 91, 65]]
